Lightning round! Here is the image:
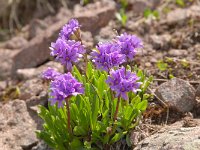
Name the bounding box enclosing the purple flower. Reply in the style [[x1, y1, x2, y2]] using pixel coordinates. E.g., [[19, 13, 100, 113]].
[[60, 19, 80, 41], [49, 73, 84, 107], [91, 42, 125, 71], [50, 39, 85, 72], [42, 67, 61, 80], [117, 33, 142, 61], [106, 67, 141, 100]]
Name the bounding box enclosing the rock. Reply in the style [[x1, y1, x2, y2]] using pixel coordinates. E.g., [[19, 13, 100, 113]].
[[187, 5, 200, 19], [81, 31, 94, 49], [16, 61, 64, 80], [0, 100, 38, 150], [0, 81, 7, 91], [0, 49, 20, 79], [155, 78, 196, 113], [29, 19, 48, 39], [55, 7, 72, 22], [165, 5, 200, 26], [196, 84, 200, 97], [2, 36, 28, 50], [94, 20, 117, 44], [166, 8, 188, 25], [11, 20, 64, 75], [134, 119, 200, 150], [168, 49, 188, 57], [11, 1, 115, 75], [130, 0, 150, 15], [19, 78, 46, 100], [74, 0, 116, 33], [149, 34, 171, 50], [31, 140, 52, 150]]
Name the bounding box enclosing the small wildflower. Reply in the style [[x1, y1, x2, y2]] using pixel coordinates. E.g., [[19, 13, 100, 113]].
[[42, 67, 61, 80], [49, 73, 84, 107], [60, 19, 81, 41], [91, 42, 125, 71], [106, 67, 141, 100], [117, 33, 142, 61], [50, 39, 85, 72]]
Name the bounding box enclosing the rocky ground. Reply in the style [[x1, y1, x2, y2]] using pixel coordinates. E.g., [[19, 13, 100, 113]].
[[0, 0, 200, 149]]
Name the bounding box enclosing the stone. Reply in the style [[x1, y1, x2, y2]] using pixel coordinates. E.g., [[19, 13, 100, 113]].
[[0, 100, 38, 150], [74, 0, 116, 33], [0, 49, 20, 80], [94, 20, 117, 44], [166, 8, 188, 25], [168, 49, 188, 57], [196, 84, 200, 97], [29, 19, 48, 39], [19, 78, 45, 100], [155, 78, 196, 113], [11, 1, 115, 75], [11, 21, 64, 75], [2, 36, 28, 50], [81, 31, 94, 49], [130, 0, 150, 15], [31, 141, 52, 150], [16, 61, 64, 80], [134, 119, 200, 150], [0, 81, 7, 91], [149, 34, 171, 50]]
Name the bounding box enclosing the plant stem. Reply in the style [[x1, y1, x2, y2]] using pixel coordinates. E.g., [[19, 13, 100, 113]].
[[113, 96, 121, 121], [65, 98, 71, 133]]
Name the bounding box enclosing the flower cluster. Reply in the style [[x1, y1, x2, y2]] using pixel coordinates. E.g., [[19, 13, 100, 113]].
[[42, 67, 61, 80], [50, 39, 85, 72], [60, 19, 81, 41], [50, 19, 85, 72], [106, 67, 141, 100], [42, 19, 85, 107], [117, 33, 143, 61], [91, 33, 142, 71], [91, 42, 125, 71], [49, 73, 84, 107]]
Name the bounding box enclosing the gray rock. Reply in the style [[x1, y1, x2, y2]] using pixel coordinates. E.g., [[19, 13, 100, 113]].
[[155, 78, 196, 113], [168, 49, 188, 57], [1, 36, 28, 50], [11, 0, 116, 75], [74, 0, 116, 33], [0, 49, 20, 79], [94, 21, 116, 44], [16, 61, 64, 80], [166, 8, 188, 25], [19, 78, 46, 101], [29, 19, 48, 39], [0, 100, 38, 150], [196, 84, 200, 97], [31, 140, 52, 150], [134, 119, 200, 150], [81, 31, 94, 49], [149, 34, 171, 50]]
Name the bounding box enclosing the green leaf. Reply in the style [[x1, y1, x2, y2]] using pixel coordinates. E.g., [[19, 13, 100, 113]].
[[73, 66, 83, 82], [73, 126, 88, 136], [70, 138, 83, 150], [126, 134, 132, 147], [91, 95, 99, 130], [137, 100, 148, 111], [176, 0, 185, 7], [86, 61, 93, 79], [156, 60, 168, 71], [110, 131, 127, 144]]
